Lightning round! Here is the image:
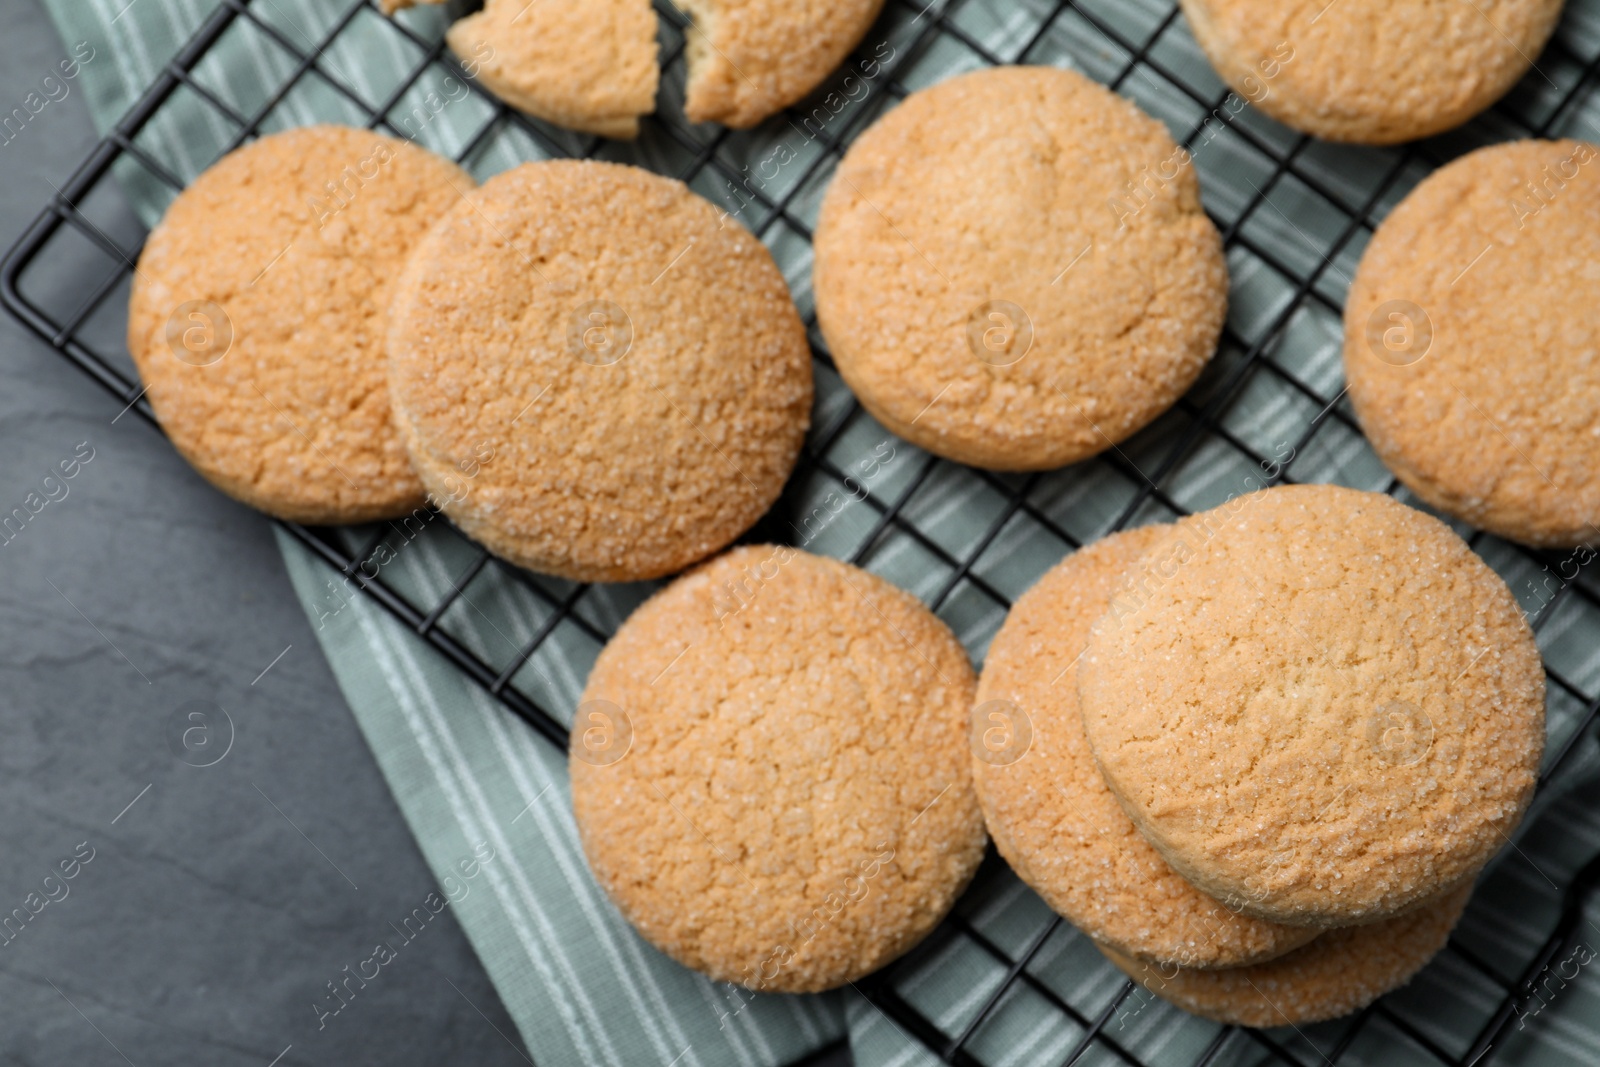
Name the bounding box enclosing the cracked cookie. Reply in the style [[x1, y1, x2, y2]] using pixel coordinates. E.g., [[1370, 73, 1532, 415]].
[[679, 0, 887, 128], [445, 0, 659, 139], [571, 545, 985, 992], [403, 0, 882, 134], [1078, 484, 1544, 927], [127, 125, 473, 523], [974, 525, 1318, 969], [813, 66, 1226, 471], [385, 160, 811, 582]]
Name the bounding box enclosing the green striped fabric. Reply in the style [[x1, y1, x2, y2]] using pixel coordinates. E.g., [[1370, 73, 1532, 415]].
[[38, 0, 1600, 1064]]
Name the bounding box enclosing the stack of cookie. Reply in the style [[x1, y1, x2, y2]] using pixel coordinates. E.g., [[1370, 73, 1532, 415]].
[[975, 484, 1546, 1026]]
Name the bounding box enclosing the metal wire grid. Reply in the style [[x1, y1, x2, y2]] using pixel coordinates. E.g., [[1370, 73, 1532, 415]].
[[5, 0, 1600, 1064]]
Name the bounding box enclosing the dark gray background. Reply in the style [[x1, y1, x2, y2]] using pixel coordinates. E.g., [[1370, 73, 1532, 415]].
[[0, 1, 532, 1062]]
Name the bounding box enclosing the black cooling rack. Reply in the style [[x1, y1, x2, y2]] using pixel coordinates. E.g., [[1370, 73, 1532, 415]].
[[6, 1, 1600, 1065]]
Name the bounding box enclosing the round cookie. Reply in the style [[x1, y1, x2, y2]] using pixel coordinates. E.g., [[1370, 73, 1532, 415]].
[[446, 0, 659, 139], [681, 0, 886, 128], [813, 66, 1226, 471], [1179, 0, 1563, 144], [385, 160, 812, 582], [127, 125, 473, 523], [570, 546, 986, 992], [1100, 881, 1473, 1027], [1345, 139, 1600, 548], [974, 525, 1318, 968], [1078, 484, 1545, 927]]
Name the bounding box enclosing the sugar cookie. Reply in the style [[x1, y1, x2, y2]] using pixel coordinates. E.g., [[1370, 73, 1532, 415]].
[[446, 0, 659, 139], [127, 125, 472, 523], [1078, 485, 1544, 927], [681, 0, 886, 128], [1345, 138, 1600, 547], [385, 160, 811, 582], [571, 546, 985, 992], [814, 66, 1226, 471], [1179, 0, 1563, 143]]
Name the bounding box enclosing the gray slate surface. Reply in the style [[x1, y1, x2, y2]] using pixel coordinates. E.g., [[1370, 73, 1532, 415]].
[[0, 1, 531, 1062]]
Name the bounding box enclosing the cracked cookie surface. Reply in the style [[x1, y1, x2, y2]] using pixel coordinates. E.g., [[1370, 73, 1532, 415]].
[[127, 125, 472, 523], [1078, 485, 1544, 927], [571, 546, 985, 992], [813, 65, 1226, 471]]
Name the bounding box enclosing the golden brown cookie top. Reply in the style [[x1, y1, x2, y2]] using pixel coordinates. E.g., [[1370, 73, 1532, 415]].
[[813, 66, 1226, 471], [446, 0, 659, 139], [1079, 485, 1544, 927], [1179, 0, 1563, 143], [385, 160, 812, 582], [1101, 881, 1473, 1027], [127, 125, 472, 523], [570, 546, 986, 992], [681, 0, 886, 128], [974, 526, 1318, 969], [1345, 139, 1600, 548]]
